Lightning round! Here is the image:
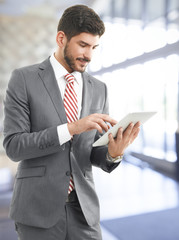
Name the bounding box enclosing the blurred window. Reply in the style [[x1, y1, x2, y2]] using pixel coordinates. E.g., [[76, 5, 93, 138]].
[[89, 18, 179, 163]]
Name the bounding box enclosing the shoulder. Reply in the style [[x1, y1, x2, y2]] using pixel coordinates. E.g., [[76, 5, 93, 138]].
[[8, 58, 50, 91], [13, 57, 50, 76], [16, 63, 39, 75], [9, 58, 50, 84]]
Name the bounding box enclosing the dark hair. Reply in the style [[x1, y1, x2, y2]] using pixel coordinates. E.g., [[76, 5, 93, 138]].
[[57, 5, 105, 40]]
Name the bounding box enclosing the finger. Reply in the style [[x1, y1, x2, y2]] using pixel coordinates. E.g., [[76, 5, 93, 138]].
[[111, 122, 117, 127], [86, 115, 107, 132], [130, 123, 140, 137], [91, 114, 117, 132], [93, 113, 118, 126], [106, 122, 112, 129], [108, 133, 115, 144], [123, 122, 134, 137], [87, 122, 103, 133], [116, 127, 123, 141], [131, 127, 140, 141], [129, 127, 140, 144], [125, 122, 140, 137], [134, 121, 141, 128], [95, 118, 109, 132], [134, 128, 140, 137]]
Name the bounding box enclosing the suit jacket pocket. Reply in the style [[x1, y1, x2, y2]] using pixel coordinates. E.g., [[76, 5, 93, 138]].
[[16, 166, 46, 179]]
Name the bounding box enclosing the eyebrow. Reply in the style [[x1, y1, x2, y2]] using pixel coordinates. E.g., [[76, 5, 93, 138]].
[[78, 40, 99, 48]]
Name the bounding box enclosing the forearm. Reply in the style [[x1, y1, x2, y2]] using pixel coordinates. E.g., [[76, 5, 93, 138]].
[[90, 146, 120, 173]]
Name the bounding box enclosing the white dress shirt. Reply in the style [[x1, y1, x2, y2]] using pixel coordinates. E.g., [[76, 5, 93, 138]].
[[50, 53, 83, 145]]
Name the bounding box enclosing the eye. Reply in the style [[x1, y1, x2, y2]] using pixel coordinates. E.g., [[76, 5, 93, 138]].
[[93, 45, 99, 50], [79, 43, 86, 48]]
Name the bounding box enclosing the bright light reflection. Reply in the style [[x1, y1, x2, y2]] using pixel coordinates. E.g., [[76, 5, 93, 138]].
[[143, 26, 167, 52], [91, 21, 179, 162], [166, 28, 179, 44]]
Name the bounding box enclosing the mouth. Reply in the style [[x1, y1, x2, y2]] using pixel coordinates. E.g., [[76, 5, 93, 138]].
[[77, 58, 90, 66]]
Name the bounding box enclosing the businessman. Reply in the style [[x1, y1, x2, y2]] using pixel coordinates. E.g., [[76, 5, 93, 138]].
[[3, 5, 140, 240]]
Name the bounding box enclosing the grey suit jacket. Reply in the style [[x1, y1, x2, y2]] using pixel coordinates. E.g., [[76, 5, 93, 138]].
[[3, 58, 119, 228]]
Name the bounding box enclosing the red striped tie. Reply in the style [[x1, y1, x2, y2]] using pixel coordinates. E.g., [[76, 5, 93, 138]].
[[64, 73, 78, 194]]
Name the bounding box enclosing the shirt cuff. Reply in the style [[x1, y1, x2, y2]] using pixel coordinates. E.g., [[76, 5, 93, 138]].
[[57, 124, 72, 145]]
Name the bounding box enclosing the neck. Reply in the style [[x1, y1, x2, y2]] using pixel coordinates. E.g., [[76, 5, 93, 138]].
[[54, 50, 72, 73]]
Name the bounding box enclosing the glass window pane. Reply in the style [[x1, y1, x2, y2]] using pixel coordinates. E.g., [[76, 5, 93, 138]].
[[128, 0, 142, 20], [146, 0, 165, 21], [169, 0, 179, 12], [114, 0, 126, 18]]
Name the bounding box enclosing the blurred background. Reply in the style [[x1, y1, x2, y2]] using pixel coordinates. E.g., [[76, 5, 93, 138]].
[[0, 0, 179, 239]]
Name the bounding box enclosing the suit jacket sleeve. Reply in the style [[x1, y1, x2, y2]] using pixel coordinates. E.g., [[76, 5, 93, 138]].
[[3, 69, 62, 162], [90, 83, 120, 173]]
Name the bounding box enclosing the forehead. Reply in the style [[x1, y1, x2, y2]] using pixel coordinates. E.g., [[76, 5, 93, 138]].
[[69, 32, 100, 46]]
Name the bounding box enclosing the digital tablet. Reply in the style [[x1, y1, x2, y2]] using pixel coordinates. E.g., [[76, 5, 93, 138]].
[[92, 111, 157, 147]]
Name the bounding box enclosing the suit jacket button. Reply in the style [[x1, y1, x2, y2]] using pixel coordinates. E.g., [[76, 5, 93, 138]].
[[66, 171, 71, 176]]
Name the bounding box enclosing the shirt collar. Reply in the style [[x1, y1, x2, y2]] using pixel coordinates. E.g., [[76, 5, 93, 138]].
[[50, 53, 80, 84]]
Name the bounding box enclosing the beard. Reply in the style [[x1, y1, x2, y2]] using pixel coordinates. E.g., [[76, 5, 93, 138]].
[[64, 43, 90, 73]]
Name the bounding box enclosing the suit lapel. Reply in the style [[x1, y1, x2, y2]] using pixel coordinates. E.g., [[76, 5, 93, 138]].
[[38, 58, 67, 124], [73, 72, 93, 145], [80, 72, 93, 119]]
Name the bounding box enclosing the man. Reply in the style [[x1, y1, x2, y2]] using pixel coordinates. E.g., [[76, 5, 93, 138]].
[[3, 5, 140, 240]]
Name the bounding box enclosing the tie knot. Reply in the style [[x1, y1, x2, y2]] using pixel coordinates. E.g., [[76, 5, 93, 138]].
[[65, 73, 75, 84]]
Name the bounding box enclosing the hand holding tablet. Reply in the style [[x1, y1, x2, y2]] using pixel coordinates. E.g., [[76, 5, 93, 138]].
[[93, 112, 157, 147]]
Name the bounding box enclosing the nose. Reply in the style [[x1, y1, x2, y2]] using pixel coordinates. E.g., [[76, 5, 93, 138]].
[[84, 47, 93, 61]]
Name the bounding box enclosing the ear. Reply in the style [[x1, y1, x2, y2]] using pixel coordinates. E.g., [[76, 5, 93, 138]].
[[56, 31, 67, 48]]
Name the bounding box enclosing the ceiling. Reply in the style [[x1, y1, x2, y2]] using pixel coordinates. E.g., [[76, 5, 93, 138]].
[[0, 0, 109, 16], [0, 0, 178, 26]]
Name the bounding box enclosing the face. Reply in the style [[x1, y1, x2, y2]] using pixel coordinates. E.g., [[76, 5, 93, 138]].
[[62, 32, 100, 73]]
